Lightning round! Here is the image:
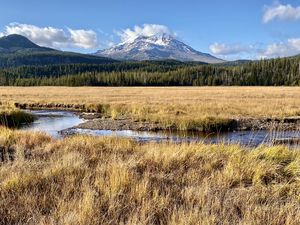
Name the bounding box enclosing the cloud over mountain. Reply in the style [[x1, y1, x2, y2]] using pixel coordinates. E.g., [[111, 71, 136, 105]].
[[116, 24, 177, 43], [0, 23, 99, 49]]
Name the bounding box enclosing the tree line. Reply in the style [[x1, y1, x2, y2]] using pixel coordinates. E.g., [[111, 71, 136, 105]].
[[0, 57, 300, 86]]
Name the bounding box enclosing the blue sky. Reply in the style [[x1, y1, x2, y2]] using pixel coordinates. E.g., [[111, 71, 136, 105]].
[[0, 0, 300, 59]]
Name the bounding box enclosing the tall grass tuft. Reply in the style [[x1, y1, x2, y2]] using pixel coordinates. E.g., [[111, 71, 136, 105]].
[[0, 106, 34, 128]]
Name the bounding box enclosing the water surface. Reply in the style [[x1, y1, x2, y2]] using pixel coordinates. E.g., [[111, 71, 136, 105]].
[[21, 110, 300, 146], [21, 110, 84, 138]]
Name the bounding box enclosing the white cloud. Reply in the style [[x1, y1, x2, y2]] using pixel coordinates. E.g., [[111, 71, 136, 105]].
[[208, 43, 258, 60], [263, 2, 300, 23], [68, 28, 98, 49], [117, 24, 176, 43], [209, 43, 251, 55], [0, 23, 99, 49], [259, 38, 300, 58], [107, 41, 115, 47], [209, 39, 300, 60]]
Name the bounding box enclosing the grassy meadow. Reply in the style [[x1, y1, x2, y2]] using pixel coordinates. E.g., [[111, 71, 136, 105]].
[[1, 86, 300, 131], [1, 87, 300, 224], [1, 127, 300, 224]]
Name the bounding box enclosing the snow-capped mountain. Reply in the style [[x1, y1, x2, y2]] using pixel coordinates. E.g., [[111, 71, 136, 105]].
[[95, 34, 224, 64]]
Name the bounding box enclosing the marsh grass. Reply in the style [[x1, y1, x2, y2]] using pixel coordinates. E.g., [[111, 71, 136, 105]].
[[0, 104, 34, 128], [1, 128, 300, 224], [1, 87, 300, 131]]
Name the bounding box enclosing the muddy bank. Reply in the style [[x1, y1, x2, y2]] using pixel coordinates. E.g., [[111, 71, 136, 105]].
[[75, 117, 166, 131], [15, 102, 86, 111], [237, 117, 300, 131], [75, 116, 300, 132]]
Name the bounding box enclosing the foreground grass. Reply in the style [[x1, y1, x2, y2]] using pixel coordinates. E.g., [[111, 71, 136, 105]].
[[1, 86, 300, 131], [1, 128, 300, 224]]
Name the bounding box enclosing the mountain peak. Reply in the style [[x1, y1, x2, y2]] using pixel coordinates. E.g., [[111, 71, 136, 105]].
[[130, 34, 174, 46], [0, 34, 39, 48], [0, 34, 54, 53], [96, 34, 224, 63]]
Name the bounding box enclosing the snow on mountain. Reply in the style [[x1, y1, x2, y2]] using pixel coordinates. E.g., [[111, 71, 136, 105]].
[[95, 34, 224, 64]]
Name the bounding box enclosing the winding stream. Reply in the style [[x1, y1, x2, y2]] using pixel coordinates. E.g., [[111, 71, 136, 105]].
[[21, 110, 300, 146]]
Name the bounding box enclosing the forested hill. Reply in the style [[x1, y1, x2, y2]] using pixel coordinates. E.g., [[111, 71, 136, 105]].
[[0, 51, 116, 68], [0, 34, 116, 67], [1, 56, 300, 86]]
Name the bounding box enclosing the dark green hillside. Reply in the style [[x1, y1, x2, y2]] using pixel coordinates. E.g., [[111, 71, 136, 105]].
[[0, 51, 116, 67], [0, 34, 116, 67]]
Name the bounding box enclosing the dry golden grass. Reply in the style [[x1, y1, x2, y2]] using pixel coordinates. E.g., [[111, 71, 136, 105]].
[[1, 86, 300, 131], [0, 86, 300, 118], [1, 127, 300, 224]]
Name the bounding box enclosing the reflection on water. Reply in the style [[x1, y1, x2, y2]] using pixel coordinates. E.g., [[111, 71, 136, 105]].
[[21, 110, 300, 146], [67, 128, 300, 147], [21, 110, 84, 138]]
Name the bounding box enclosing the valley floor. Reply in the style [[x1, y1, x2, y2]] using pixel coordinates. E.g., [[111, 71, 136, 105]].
[[1, 128, 300, 225], [2, 86, 300, 131]]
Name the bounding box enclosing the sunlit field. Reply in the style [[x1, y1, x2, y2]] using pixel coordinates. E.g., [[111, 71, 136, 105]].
[[1, 86, 300, 117], [1, 86, 300, 131]]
